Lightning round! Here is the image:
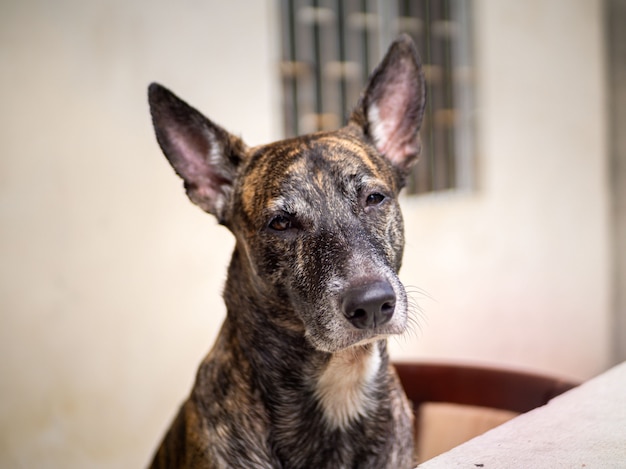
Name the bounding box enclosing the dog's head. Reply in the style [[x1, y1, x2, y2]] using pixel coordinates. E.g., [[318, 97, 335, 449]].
[[148, 35, 426, 352]]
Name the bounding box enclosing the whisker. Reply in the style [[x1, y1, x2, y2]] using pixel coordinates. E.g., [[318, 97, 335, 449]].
[[394, 284, 434, 345]]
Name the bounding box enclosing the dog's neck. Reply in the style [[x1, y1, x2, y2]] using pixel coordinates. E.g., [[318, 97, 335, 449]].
[[314, 342, 385, 428]]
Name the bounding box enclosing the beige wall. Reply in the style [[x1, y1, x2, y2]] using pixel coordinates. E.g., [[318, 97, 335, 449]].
[[0, 0, 611, 467]]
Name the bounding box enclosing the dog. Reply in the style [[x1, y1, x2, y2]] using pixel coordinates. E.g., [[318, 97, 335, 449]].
[[147, 34, 426, 469]]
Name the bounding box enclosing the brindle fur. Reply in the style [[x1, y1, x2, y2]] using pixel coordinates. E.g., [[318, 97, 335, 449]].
[[147, 35, 426, 468]]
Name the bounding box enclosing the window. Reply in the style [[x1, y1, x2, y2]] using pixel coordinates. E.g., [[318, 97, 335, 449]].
[[279, 0, 475, 194]]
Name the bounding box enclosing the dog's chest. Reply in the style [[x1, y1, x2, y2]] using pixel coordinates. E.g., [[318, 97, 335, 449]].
[[314, 343, 382, 429]]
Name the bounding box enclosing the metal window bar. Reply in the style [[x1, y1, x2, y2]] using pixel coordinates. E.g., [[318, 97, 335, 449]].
[[279, 0, 474, 194]]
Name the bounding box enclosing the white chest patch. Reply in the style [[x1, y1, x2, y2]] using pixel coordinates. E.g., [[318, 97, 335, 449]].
[[314, 344, 382, 429]]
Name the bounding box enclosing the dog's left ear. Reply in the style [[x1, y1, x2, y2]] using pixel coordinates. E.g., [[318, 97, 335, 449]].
[[350, 34, 426, 178]]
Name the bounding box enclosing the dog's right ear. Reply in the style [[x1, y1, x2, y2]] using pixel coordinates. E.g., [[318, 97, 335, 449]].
[[148, 83, 247, 222]]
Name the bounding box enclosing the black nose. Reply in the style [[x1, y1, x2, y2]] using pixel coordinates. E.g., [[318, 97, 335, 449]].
[[342, 281, 396, 329]]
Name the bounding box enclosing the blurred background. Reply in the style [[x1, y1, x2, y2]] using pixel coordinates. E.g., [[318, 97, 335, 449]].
[[1, 0, 624, 467]]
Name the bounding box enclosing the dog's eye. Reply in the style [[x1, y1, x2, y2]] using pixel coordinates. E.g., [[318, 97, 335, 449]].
[[268, 215, 292, 232], [365, 192, 385, 206]]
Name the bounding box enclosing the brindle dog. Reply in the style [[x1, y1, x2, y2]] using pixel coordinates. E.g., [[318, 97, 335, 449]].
[[147, 35, 426, 469]]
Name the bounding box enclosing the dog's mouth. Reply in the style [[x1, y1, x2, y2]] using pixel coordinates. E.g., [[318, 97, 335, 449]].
[[306, 317, 407, 353]]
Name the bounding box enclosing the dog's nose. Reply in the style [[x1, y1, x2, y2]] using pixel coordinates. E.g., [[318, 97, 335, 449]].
[[342, 281, 396, 329]]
